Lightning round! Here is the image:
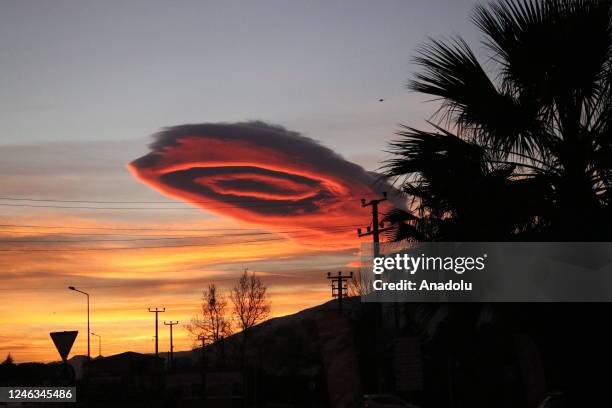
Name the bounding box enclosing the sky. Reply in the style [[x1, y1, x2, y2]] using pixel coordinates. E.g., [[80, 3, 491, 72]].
[[0, 0, 482, 362]]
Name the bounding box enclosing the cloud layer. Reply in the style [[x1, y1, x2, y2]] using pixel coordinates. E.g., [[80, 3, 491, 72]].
[[128, 121, 392, 246]]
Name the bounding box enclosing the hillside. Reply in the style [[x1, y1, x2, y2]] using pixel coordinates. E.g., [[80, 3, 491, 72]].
[[172, 296, 362, 365]]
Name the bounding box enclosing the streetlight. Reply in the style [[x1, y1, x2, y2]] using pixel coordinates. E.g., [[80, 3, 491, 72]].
[[68, 286, 90, 361], [91, 332, 101, 358]]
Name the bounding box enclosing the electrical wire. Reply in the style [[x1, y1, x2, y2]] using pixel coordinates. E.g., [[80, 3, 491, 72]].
[[0, 193, 380, 204], [0, 223, 361, 232], [0, 226, 358, 243], [0, 230, 360, 252]]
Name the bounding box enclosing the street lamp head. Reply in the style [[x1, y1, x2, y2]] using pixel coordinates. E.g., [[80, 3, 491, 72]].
[[67, 285, 90, 361]]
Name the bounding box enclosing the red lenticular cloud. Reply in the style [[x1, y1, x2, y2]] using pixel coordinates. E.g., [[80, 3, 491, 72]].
[[128, 121, 396, 247]]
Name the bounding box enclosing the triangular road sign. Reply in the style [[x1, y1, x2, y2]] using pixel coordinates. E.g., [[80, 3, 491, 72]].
[[50, 331, 78, 362]]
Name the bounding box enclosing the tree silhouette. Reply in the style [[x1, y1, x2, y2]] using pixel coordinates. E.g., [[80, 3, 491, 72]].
[[348, 270, 373, 296], [230, 269, 271, 366], [186, 284, 232, 365], [385, 0, 612, 241], [2, 353, 14, 366]]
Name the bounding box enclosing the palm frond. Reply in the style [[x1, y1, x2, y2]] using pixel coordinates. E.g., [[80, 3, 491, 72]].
[[410, 36, 544, 156]]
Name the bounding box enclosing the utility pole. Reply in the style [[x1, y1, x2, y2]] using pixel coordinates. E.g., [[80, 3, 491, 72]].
[[358, 193, 392, 393], [357, 192, 393, 257], [148, 307, 165, 357], [327, 271, 353, 310], [164, 320, 178, 367], [358, 190, 402, 401]]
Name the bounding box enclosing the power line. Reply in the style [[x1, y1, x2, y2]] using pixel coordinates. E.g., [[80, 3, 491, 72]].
[[0, 230, 219, 237], [0, 276, 242, 291], [0, 193, 385, 211], [0, 227, 358, 242], [0, 226, 358, 241], [0, 193, 380, 205], [0, 223, 360, 232], [0, 232, 357, 252], [0, 269, 343, 291], [0, 235, 259, 243], [0, 237, 287, 252], [0, 202, 344, 210]]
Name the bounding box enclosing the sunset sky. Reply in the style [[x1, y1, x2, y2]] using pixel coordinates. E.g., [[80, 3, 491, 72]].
[[0, 0, 480, 362]]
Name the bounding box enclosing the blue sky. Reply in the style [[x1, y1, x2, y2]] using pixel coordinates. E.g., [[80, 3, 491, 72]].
[[0, 0, 481, 161]]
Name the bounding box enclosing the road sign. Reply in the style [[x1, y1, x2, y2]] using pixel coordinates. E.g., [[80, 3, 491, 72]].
[[50, 331, 78, 362]]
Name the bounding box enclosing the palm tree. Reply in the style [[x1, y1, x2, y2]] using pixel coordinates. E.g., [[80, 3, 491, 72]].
[[385, 0, 612, 241], [382, 3, 612, 405], [384, 125, 552, 241]]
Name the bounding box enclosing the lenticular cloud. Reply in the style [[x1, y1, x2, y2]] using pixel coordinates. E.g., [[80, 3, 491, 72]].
[[128, 121, 393, 247]]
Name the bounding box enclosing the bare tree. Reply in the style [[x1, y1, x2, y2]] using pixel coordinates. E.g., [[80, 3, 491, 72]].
[[186, 284, 232, 363], [348, 270, 373, 296], [230, 269, 271, 365]]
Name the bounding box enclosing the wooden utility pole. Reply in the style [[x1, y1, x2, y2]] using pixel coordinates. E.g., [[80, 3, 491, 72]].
[[327, 271, 353, 310], [148, 307, 165, 357], [357, 192, 393, 257], [164, 320, 178, 367], [358, 193, 396, 394]]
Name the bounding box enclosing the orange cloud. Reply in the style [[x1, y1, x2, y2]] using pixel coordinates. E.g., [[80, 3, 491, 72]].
[[128, 122, 394, 248], [0, 124, 400, 362], [0, 214, 350, 363]]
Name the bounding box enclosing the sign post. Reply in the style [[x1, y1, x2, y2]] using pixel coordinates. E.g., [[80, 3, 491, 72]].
[[50, 331, 78, 362]]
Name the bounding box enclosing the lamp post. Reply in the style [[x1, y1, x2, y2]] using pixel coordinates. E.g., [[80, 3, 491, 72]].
[[68, 286, 90, 361], [91, 332, 101, 358]]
